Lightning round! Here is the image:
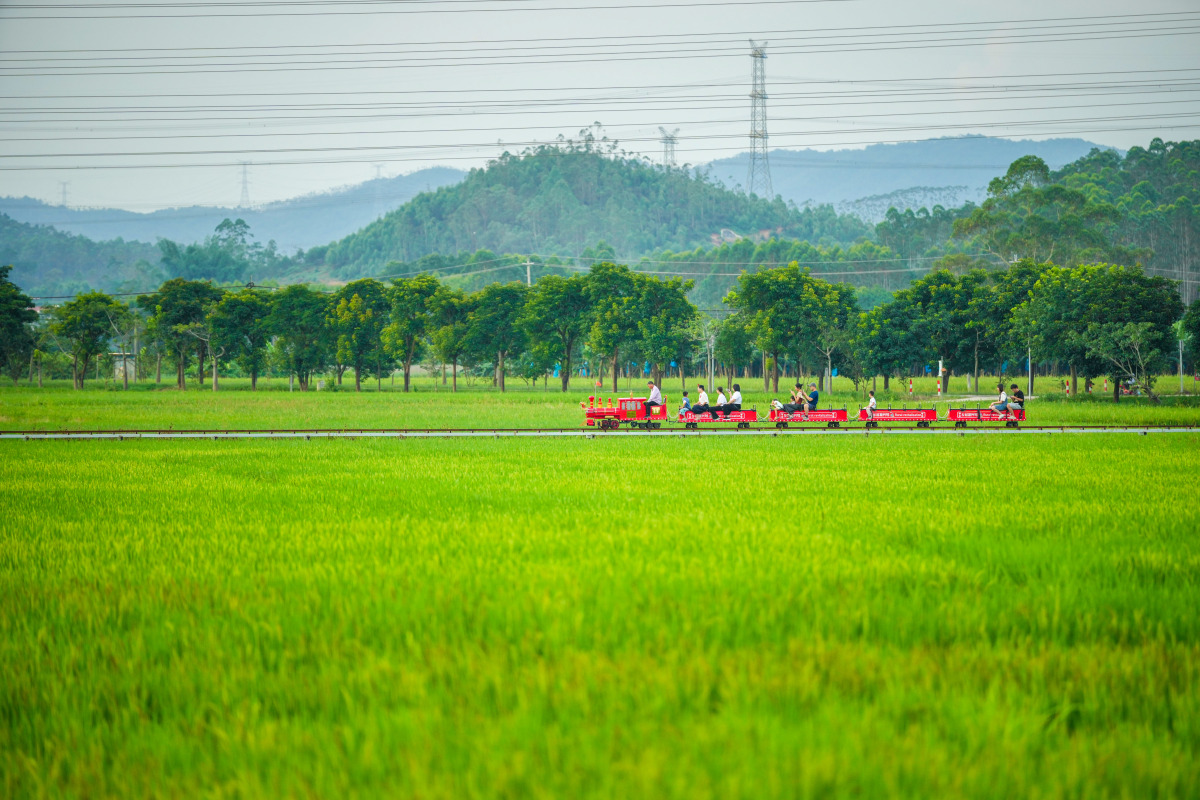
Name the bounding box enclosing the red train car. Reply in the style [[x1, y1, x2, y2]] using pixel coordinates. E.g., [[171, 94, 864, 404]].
[[858, 408, 938, 428], [679, 409, 759, 429], [946, 407, 1025, 427], [768, 409, 848, 428], [583, 396, 669, 429]]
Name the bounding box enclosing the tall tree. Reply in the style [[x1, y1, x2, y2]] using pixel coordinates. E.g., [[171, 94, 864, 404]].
[[267, 284, 330, 391], [137, 278, 224, 390], [467, 281, 530, 392], [50, 291, 122, 389], [798, 278, 858, 391], [428, 285, 474, 392], [520, 274, 590, 392], [328, 278, 390, 391], [855, 296, 923, 391], [0, 265, 37, 386], [382, 273, 440, 392], [632, 273, 696, 387], [585, 262, 638, 392], [207, 289, 272, 390]]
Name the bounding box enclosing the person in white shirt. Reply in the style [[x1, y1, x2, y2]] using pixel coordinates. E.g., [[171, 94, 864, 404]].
[[864, 390, 877, 421], [691, 383, 712, 416], [645, 381, 664, 418], [712, 387, 727, 419], [988, 384, 1008, 414], [715, 383, 742, 419]]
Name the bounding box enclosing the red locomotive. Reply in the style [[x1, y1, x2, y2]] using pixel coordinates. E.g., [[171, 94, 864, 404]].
[[582, 396, 669, 429]]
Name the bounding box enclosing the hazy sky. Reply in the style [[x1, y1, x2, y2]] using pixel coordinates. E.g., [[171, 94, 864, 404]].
[[1, 0, 1198, 211]]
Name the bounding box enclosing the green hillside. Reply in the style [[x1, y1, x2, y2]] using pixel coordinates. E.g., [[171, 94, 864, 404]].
[[322, 139, 872, 278], [0, 213, 161, 298]]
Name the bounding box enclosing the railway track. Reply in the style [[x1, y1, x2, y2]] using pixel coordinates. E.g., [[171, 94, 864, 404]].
[[1, 425, 1196, 440]]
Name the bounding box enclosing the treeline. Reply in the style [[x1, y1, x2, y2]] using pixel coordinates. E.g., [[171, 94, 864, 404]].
[[4, 259, 1198, 402]]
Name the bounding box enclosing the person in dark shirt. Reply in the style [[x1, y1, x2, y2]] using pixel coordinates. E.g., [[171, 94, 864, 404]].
[[1008, 384, 1025, 414], [803, 383, 819, 411]]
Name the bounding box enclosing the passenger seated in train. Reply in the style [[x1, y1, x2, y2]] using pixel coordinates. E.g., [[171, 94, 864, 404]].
[[778, 382, 805, 413], [678, 391, 692, 419], [715, 384, 742, 419], [713, 387, 728, 418], [1007, 384, 1024, 411], [804, 383, 819, 411], [645, 381, 664, 417], [988, 384, 1008, 414], [691, 384, 711, 416]]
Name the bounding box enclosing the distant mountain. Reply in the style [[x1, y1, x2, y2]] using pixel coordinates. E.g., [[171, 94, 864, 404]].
[[322, 143, 872, 278], [0, 167, 465, 254], [703, 136, 1117, 213]]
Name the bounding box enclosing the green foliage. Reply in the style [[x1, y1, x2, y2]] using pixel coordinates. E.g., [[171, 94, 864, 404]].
[[137, 278, 225, 390], [0, 265, 37, 385], [49, 290, 125, 388], [207, 289, 272, 388], [265, 284, 330, 390], [519, 274, 590, 392], [382, 273, 440, 391], [466, 281, 530, 392], [327, 279, 391, 391]]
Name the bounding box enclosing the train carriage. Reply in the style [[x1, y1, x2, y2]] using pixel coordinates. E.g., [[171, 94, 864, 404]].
[[946, 407, 1026, 428], [679, 409, 759, 429], [858, 408, 938, 428], [768, 409, 848, 428]]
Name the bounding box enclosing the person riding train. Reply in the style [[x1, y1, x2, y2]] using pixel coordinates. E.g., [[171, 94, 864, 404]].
[[714, 384, 742, 419], [645, 381, 664, 418]]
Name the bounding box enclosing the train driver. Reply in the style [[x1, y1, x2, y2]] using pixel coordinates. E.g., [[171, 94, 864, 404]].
[[645, 381, 664, 417], [864, 390, 876, 420]]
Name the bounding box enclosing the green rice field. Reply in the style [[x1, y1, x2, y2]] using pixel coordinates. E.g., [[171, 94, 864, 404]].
[[2, 386, 1199, 798]]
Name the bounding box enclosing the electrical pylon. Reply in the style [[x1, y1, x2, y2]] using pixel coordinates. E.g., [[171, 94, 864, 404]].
[[658, 127, 679, 167], [747, 40, 772, 199], [238, 162, 251, 209]]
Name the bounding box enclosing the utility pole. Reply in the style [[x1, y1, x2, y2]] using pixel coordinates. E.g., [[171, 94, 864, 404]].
[[520, 260, 535, 286], [747, 40, 772, 199], [658, 127, 679, 167], [238, 162, 251, 209]]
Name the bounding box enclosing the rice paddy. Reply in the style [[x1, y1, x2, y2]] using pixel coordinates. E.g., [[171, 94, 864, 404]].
[[1, 386, 1199, 798]]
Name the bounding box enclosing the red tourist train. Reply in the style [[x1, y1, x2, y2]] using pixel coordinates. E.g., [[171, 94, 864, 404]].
[[583, 395, 1025, 429]]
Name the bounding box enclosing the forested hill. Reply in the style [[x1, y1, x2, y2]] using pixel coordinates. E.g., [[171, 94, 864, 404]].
[[0, 214, 161, 298], [322, 142, 872, 277]]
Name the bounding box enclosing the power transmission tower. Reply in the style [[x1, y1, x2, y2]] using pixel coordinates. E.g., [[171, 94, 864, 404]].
[[747, 40, 773, 199], [59, 181, 69, 207], [658, 127, 679, 167], [238, 162, 251, 209]]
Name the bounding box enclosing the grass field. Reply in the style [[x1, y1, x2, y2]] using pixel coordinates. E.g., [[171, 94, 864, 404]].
[[2, 378, 1199, 430], [2, 389, 1199, 798]]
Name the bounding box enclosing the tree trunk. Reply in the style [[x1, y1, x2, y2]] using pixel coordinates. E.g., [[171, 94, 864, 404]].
[[974, 345, 979, 394], [251, 367, 258, 391], [1070, 364, 1077, 397], [1113, 379, 1120, 403], [38, 359, 42, 388], [562, 353, 572, 392], [772, 352, 779, 393], [442, 362, 446, 386], [762, 351, 769, 392], [378, 354, 382, 391], [197, 348, 205, 387], [403, 361, 412, 392], [355, 363, 362, 392], [498, 350, 506, 392], [883, 373, 889, 391], [336, 363, 343, 385], [73, 354, 78, 389], [212, 354, 219, 391], [122, 349, 129, 391], [156, 353, 162, 384], [611, 350, 619, 393], [452, 357, 458, 392], [28, 351, 35, 385], [826, 353, 833, 393]]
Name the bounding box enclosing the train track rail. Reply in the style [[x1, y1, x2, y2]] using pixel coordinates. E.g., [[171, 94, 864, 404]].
[[1, 425, 1196, 440]]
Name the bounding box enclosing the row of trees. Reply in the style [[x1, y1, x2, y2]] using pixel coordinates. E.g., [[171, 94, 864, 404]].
[[4, 260, 1198, 401]]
